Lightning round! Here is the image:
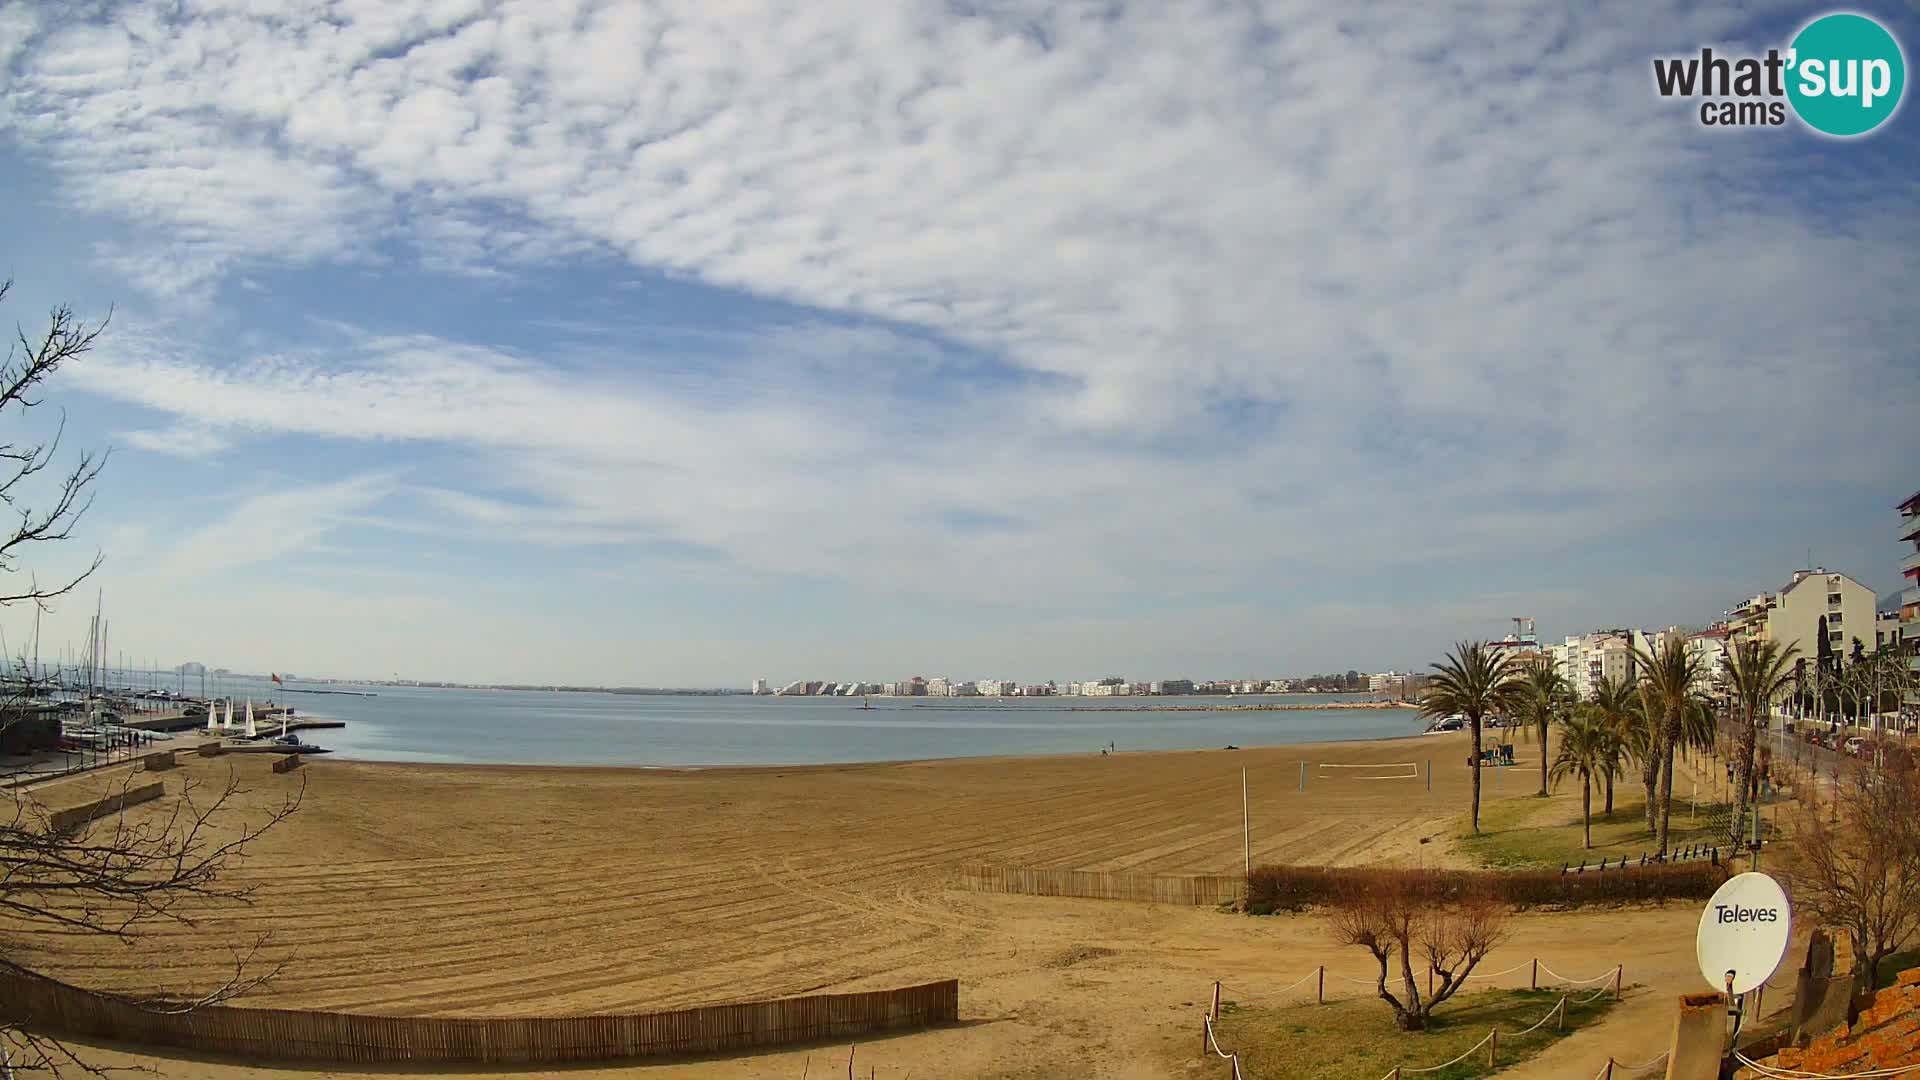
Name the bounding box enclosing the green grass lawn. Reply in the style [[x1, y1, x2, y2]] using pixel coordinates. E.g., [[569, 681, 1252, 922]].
[[1458, 785, 1734, 870], [1195, 987, 1618, 1080]]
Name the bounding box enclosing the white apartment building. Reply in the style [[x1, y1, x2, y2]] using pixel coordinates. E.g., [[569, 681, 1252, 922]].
[[976, 680, 1015, 697], [1551, 629, 1664, 702], [1686, 630, 1730, 696], [1723, 568, 1876, 661], [750, 678, 769, 695], [1368, 671, 1410, 693]]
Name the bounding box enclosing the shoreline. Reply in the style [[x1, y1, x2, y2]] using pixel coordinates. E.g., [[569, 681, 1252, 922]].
[[322, 723, 1459, 777], [895, 699, 1421, 713]]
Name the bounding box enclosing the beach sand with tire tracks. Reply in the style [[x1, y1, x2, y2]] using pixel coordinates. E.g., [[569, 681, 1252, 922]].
[[8, 731, 1734, 1077]]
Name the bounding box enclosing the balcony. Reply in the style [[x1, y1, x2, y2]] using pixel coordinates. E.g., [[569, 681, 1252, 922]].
[[1904, 548, 1920, 576], [1903, 514, 1920, 543]]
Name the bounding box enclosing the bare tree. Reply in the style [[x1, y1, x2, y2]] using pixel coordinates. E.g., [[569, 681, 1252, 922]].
[[1327, 870, 1509, 1031], [1780, 759, 1920, 995], [0, 283, 302, 1074], [0, 280, 110, 611]]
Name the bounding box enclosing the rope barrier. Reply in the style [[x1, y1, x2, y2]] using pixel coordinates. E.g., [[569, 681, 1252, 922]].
[[1398, 1028, 1495, 1074], [1252, 969, 1322, 998], [1537, 962, 1620, 986], [1464, 960, 1534, 980], [1571, 984, 1613, 1006], [1609, 1050, 1669, 1073], [1733, 1051, 1917, 1078], [1202, 1013, 1250, 1080], [1497, 996, 1567, 1037], [1200, 959, 1623, 1077]]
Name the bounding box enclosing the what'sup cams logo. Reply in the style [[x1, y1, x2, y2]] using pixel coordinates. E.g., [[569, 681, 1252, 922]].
[[1653, 11, 1906, 136]]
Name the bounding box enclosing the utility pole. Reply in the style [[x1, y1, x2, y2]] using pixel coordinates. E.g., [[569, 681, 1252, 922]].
[[1241, 768, 1251, 878]]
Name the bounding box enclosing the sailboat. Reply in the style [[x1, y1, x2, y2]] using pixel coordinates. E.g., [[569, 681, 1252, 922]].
[[205, 701, 218, 732], [223, 699, 235, 731], [244, 699, 257, 739]]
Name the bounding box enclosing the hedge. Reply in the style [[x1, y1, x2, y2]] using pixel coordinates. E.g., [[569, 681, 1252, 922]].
[[1244, 861, 1727, 913]]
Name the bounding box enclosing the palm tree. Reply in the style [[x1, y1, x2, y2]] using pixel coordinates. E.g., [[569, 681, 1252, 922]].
[[1515, 659, 1571, 798], [1721, 638, 1800, 850], [1635, 636, 1707, 855], [1421, 641, 1524, 834], [1584, 676, 1642, 818], [1551, 711, 1618, 849]]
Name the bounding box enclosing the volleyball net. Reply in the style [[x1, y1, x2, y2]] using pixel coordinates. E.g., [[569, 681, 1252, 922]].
[[1314, 761, 1421, 781]]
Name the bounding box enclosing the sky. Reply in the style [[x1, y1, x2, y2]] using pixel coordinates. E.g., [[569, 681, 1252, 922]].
[[0, 0, 1916, 688]]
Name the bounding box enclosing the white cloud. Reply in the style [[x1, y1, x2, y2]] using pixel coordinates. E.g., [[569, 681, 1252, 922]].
[[144, 472, 401, 582], [120, 424, 231, 459], [3, 0, 1918, 679]]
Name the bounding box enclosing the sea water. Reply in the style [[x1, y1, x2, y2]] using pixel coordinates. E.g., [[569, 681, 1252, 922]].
[[196, 677, 1424, 767]]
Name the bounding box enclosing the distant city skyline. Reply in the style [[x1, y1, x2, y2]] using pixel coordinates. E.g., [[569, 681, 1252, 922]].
[[1, 2, 1916, 687]]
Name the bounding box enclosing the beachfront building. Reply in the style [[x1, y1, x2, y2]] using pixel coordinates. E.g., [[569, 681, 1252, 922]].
[[1687, 628, 1731, 696], [976, 680, 1015, 697], [1721, 568, 1877, 660], [1151, 679, 1195, 695], [750, 678, 769, 695], [1368, 671, 1407, 693], [926, 677, 951, 696], [1552, 631, 1647, 702], [1901, 490, 1920, 715], [1879, 611, 1904, 654]]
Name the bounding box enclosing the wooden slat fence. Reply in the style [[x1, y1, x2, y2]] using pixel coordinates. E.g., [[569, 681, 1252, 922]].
[[0, 966, 958, 1064], [958, 863, 1242, 905]]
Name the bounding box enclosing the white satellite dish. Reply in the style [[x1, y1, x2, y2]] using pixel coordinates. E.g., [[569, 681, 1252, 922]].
[[1696, 871, 1791, 995]]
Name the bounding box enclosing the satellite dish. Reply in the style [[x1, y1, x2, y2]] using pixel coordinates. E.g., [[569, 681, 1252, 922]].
[[1697, 872, 1791, 995]]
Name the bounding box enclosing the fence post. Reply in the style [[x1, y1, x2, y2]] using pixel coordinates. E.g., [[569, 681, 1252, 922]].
[[1613, 965, 1622, 1001], [1487, 1027, 1497, 1067], [1211, 981, 1221, 1021], [1531, 958, 1538, 990], [1317, 966, 1324, 1005], [1603, 1059, 1613, 1079], [1557, 995, 1566, 1030]]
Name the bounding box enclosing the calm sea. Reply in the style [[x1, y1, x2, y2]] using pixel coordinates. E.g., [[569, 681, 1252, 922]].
[[186, 677, 1425, 767]]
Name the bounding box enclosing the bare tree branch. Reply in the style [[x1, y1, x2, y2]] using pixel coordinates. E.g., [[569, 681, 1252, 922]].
[[0, 282, 298, 1075]]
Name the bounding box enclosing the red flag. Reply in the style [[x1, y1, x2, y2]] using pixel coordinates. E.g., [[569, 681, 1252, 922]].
[[271, 672, 283, 685]]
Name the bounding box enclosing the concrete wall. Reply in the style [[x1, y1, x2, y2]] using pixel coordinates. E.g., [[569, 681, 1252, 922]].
[[47, 779, 165, 833], [1665, 992, 1728, 1080]]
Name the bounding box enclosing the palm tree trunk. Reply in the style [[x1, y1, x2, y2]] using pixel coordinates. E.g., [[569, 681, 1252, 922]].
[[1470, 716, 1483, 833], [1730, 709, 1758, 850], [1537, 717, 1548, 797], [1656, 712, 1677, 855], [1643, 758, 1659, 833], [1604, 771, 1615, 816], [1582, 777, 1592, 848]]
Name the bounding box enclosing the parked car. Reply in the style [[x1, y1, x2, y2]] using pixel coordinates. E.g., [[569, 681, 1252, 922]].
[[1843, 736, 1867, 757]]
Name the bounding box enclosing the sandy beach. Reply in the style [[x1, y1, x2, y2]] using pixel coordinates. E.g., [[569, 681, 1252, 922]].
[[8, 731, 1731, 1078]]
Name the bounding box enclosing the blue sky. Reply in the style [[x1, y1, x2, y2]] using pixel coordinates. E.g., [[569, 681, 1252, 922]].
[[0, 0, 1916, 687]]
